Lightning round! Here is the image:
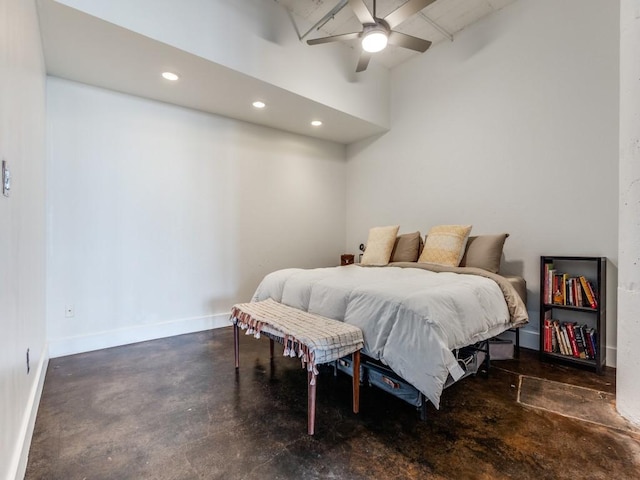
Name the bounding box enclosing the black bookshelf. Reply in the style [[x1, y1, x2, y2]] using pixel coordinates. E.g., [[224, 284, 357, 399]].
[[539, 256, 606, 374]]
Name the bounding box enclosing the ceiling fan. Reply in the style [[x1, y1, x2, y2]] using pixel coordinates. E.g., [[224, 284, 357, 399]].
[[307, 0, 436, 72]]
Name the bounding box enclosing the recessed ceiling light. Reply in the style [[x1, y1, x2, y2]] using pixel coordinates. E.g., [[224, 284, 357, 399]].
[[311, 120, 323, 127], [252, 101, 266, 109], [162, 71, 180, 81]]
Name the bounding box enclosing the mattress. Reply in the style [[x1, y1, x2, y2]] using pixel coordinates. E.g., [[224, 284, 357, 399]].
[[252, 263, 528, 408]]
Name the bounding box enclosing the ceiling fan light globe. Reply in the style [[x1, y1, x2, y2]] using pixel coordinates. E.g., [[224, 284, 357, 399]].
[[362, 30, 388, 53]]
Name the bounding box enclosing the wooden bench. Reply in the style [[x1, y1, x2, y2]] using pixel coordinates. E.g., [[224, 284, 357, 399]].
[[230, 298, 364, 435]]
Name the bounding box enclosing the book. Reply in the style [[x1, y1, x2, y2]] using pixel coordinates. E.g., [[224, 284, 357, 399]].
[[572, 278, 580, 306], [551, 323, 558, 353], [579, 276, 597, 309], [544, 263, 552, 304], [572, 323, 587, 359], [547, 266, 556, 304], [568, 278, 574, 306], [587, 328, 598, 357], [561, 324, 572, 356], [553, 274, 563, 304], [544, 319, 552, 352], [586, 279, 598, 309], [565, 322, 579, 357], [553, 321, 568, 355], [543, 311, 552, 352], [581, 324, 594, 359], [576, 278, 583, 307]]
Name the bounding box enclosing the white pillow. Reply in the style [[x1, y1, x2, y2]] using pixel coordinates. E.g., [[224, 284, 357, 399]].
[[361, 225, 400, 266]]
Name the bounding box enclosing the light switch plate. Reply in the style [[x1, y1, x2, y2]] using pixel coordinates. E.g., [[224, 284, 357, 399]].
[[2, 160, 10, 197]]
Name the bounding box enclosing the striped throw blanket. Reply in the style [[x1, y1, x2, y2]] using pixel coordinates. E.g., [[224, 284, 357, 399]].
[[230, 298, 364, 385]]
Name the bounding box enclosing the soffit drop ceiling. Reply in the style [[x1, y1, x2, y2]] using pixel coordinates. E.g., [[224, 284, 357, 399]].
[[37, 0, 387, 144], [37, 0, 515, 145]]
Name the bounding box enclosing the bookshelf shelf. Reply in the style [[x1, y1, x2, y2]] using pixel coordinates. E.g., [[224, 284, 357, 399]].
[[539, 256, 606, 374], [542, 351, 597, 367], [542, 304, 597, 313]]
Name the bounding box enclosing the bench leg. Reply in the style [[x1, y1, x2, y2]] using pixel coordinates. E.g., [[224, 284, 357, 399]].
[[308, 370, 316, 435], [234, 324, 240, 369], [419, 394, 428, 421], [352, 351, 360, 414]]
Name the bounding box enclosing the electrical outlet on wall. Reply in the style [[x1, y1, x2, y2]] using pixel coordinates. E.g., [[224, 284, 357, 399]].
[[2, 160, 10, 197]]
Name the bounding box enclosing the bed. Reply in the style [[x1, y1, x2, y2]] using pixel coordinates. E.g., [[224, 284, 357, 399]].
[[250, 227, 529, 410]]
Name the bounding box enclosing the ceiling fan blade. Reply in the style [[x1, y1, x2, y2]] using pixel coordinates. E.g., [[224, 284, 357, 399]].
[[384, 0, 437, 29], [356, 52, 372, 72], [349, 0, 375, 25], [388, 31, 432, 52], [307, 32, 361, 46]]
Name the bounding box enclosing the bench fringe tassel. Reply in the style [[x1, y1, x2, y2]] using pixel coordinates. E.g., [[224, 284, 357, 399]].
[[231, 309, 319, 385]]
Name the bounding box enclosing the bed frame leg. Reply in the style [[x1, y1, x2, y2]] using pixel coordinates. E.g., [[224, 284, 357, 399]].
[[234, 324, 240, 369], [515, 328, 520, 357], [485, 339, 491, 374], [269, 338, 275, 360]]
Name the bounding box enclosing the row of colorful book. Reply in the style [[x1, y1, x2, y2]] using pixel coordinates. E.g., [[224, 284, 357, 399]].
[[543, 263, 598, 308], [542, 315, 597, 359]]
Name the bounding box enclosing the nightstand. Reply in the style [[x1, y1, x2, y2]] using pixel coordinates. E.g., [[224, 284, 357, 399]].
[[341, 254, 355, 266]]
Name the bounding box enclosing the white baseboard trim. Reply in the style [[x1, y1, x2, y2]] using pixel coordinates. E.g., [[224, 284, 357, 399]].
[[48, 313, 230, 358], [11, 343, 49, 480], [606, 346, 617, 368], [518, 328, 539, 350], [497, 327, 539, 351]]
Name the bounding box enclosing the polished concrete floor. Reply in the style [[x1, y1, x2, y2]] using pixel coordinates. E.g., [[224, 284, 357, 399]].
[[26, 328, 639, 479]]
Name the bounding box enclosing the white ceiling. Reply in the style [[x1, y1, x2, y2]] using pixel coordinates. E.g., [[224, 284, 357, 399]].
[[37, 0, 515, 144], [277, 0, 515, 69]]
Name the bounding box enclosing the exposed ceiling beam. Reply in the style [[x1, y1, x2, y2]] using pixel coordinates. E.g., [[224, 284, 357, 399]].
[[418, 12, 453, 42], [299, 0, 350, 41]]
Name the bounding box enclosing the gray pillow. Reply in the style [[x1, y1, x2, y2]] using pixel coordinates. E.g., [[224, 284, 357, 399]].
[[460, 233, 509, 273], [390, 231, 422, 263]]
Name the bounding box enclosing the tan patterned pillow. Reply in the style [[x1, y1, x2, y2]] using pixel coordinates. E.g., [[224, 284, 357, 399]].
[[418, 225, 472, 267], [361, 225, 400, 266]]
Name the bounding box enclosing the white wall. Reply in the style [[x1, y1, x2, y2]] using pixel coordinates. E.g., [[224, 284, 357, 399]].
[[0, 0, 48, 479], [346, 0, 620, 360], [617, 0, 640, 426], [46, 78, 346, 357], [52, 0, 390, 129]]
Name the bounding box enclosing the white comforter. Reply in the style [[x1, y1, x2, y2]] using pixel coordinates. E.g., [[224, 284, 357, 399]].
[[252, 264, 521, 408]]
